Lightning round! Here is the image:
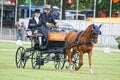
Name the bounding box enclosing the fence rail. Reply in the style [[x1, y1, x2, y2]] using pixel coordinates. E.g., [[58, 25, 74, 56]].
[[0, 27, 16, 40]]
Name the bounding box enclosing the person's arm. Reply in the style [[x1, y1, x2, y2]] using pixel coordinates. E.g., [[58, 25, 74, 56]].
[[40, 13, 47, 25], [51, 14, 59, 28], [51, 14, 56, 25], [40, 14, 52, 27], [28, 19, 32, 29]]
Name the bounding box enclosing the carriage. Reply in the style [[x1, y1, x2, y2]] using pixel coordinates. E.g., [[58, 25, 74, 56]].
[[15, 24, 102, 73], [15, 27, 79, 70]]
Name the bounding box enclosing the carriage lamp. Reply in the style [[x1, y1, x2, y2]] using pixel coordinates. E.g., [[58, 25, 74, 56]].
[[27, 30, 32, 36]]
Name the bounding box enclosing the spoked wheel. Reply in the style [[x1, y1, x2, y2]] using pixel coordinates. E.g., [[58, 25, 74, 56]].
[[71, 52, 80, 70], [54, 53, 66, 70], [31, 50, 42, 69], [15, 46, 27, 68]]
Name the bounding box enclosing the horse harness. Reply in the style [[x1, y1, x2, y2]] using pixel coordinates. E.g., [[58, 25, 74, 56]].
[[64, 30, 93, 49]]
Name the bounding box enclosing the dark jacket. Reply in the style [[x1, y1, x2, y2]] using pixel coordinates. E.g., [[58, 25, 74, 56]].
[[28, 17, 42, 30], [41, 12, 56, 26]]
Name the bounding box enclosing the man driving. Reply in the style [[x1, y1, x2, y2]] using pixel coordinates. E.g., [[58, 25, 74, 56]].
[[41, 5, 59, 38]]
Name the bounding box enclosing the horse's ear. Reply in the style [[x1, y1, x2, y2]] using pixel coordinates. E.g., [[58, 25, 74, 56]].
[[90, 24, 94, 27], [93, 24, 96, 29], [99, 24, 103, 29], [92, 24, 94, 26]]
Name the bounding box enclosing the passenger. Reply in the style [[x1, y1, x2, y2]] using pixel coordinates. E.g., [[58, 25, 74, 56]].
[[41, 5, 59, 39], [28, 9, 42, 33], [28, 9, 43, 46]]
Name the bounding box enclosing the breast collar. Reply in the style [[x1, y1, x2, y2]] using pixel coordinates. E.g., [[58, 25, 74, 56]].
[[64, 31, 92, 49]]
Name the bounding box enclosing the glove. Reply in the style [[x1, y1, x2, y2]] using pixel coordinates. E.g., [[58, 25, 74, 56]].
[[55, 23, 59, 28], [46, 23, 52, 27]]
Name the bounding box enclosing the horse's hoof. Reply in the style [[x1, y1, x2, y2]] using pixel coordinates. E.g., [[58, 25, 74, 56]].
[[89, 69, 93, 74], [70, 69, 75, 72], [75, 67, 79, 71], [66, 65, 69, 69]]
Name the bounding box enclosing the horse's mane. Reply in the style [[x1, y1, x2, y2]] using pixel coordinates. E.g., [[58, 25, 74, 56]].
[[84, 24, 93, 37]]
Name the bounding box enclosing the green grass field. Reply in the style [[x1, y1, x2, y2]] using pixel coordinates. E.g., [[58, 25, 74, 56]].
[[0, 42, 120, 80]]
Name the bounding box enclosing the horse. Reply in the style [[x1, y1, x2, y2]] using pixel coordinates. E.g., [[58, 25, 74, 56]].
[[64, 24, 102, 73]]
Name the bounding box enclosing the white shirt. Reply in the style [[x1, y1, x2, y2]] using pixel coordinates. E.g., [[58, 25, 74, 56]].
[[34, 17, 39, 24]]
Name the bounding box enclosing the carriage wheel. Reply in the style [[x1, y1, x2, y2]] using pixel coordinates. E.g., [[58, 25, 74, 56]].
[[31, 50, 42, 69], [71, 52, 80, 70], [31, 39, 35, 48], [15, 46, 27, 68], [54, 53, 66, 70]]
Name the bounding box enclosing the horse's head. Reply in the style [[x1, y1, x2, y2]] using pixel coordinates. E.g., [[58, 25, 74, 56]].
[[91, 24, 102, 43]]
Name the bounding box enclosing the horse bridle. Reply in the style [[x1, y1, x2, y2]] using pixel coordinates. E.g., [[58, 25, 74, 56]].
[[77, 25, 102, 47]]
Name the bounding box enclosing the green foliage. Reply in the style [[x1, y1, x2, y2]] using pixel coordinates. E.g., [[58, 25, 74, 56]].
[[115, 37, 120, 49], [18, 0, 120, 10], [18, 0, 120, 17], [65, 0, 94, 10], [25, 0, 30, 4]]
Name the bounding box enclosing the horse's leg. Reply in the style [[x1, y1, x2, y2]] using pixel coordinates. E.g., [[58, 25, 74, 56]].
[[71, 48, 76, 59], [66, 48, 72, 71], [88, 51, 93, 74], [75, 51, 83, 70]]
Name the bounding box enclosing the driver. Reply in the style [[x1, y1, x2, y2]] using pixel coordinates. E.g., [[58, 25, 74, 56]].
[[41, 5, 59, 39]]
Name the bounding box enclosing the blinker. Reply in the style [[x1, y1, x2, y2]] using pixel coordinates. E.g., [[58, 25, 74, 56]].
[[93, 25, 101, 35]]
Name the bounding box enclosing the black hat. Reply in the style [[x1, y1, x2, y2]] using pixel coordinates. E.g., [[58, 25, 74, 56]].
[[34, 9, 40, 13]]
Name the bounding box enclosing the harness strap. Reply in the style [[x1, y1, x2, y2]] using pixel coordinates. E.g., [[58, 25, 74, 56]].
[[77, 41, 92, 46], [64, 31, 92, 49], [74, 31, 84, 41], [64, 31, 83, 49]]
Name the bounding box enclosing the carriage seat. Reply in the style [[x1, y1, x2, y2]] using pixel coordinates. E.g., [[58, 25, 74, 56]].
[[48, 32, 67, 41]]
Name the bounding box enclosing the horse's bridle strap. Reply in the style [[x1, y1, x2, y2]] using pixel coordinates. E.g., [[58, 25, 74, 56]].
[[64, 31, 93, 49], [64, 40, 92, 49], [76, 41, 92, 46]]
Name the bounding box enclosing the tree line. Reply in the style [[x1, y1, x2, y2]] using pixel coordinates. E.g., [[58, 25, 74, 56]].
[[18, 0, 120, 19]]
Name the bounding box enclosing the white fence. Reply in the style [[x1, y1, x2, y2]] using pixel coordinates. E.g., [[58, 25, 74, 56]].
[[0, 27, 16, 40], [59, 20, 120, 47], [0, 20, 120, 48]]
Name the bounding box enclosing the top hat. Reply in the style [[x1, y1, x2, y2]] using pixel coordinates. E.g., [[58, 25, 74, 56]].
[[34, 9, 40, 13]]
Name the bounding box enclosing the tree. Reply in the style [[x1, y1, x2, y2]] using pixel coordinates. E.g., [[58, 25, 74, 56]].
[[96, 0, 120, 17], [17, 0, 120, 18]]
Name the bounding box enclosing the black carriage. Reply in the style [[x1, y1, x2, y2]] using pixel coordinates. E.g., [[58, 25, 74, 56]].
[[15, 27, 80, 70]]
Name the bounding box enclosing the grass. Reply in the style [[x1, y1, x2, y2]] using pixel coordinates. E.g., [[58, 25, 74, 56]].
[[0, 42, 120, 80]]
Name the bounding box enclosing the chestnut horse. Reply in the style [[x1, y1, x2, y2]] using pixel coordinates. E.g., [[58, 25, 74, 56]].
[[64, 24, 102, 73]]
